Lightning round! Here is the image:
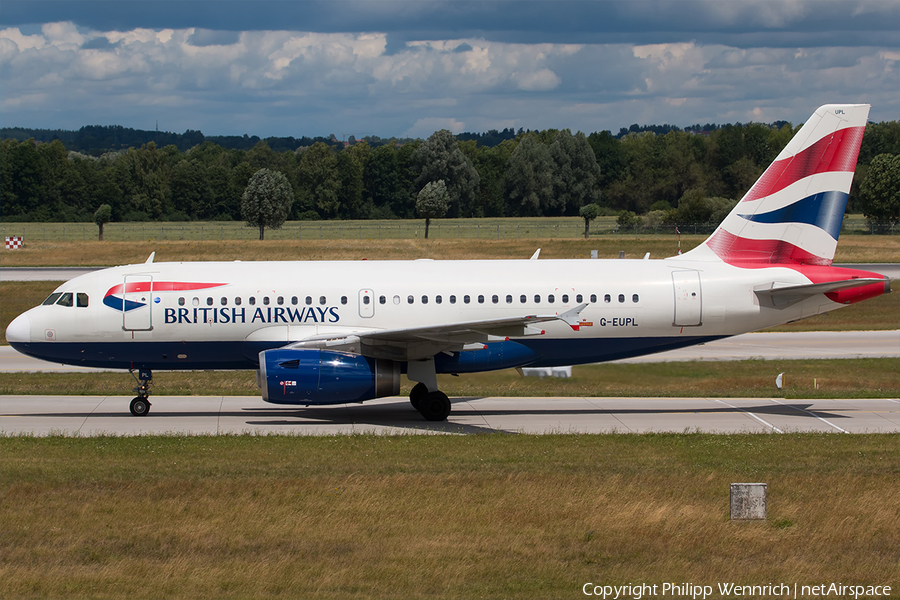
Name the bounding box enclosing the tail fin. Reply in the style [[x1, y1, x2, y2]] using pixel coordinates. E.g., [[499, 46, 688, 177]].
[[682, 104, 870, 266]]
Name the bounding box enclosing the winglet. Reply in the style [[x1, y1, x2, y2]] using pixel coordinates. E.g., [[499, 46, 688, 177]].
[[557, 303, 588, 330], [145, 252, 155, 264], [530, 249, 541, 260]]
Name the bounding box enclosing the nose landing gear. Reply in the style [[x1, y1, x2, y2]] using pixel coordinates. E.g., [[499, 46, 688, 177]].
[[129, 369, 152, 416]]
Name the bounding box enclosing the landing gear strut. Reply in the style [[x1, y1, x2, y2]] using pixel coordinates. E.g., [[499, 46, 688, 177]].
[[407, 359, 451, 421], [129, 369, 152, 416]]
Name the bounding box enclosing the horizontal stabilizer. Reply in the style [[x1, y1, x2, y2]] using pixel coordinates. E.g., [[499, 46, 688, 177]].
[[755, 278, 888, 308]]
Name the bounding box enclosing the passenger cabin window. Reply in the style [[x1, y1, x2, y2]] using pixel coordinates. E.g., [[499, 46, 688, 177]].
[[436, 295, 443, 304], [520, 295, 526, 303], [249, 297, 256, 306], [235, 297, 242, 306], [263, 297, 270, 305], [363, 296, 370, 305], [633, 294, 640, 303], [291, 296, 298, 305], [220, 297, 227, 306], [342, 296, 349, 305], [378, 296, 385, 304], [277, 296, 284, 305], [305, 296, 312, 305], [590, 294, 597, 303], [576, 294, 582, 303], [506, 295, 513, 304], [42, 293, 63, 306], [450, 295, 457, 304], [548, 294, 555, 303], [562, 294, 569, 303], [178, 297, 185, 306], [393, 295, 400, 305], [421, 295, 428, 304], [319, 296, 326, 305], [408, 295, 414, 304], [56, 292, 73, 307], [534, 295, 540, 303], [192, 297, 200, 306], [492, 295, 499, 304], [207, 297, 213, 306], [477, 295, 484, 304], [618, 294, 625, 303], [464, 295, 470, 304], [604, 294, 611, 303], [76, 293, 89, 308]]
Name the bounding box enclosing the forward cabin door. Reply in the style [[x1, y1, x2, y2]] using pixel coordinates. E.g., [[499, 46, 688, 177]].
[[672, 271, 702, 327], [123, 275, 154, 331]]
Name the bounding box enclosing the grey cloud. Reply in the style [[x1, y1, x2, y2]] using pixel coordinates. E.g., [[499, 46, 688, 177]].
[[187, 29, 240, 47], [81, 35, 119, 50], [2, 1, 897, 48]]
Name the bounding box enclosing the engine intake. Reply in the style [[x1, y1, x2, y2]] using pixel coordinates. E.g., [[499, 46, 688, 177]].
[[258, 349, 400, 405]]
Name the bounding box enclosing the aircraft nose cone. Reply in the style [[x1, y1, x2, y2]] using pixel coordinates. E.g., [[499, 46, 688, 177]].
[[6, 313, 31, 345]]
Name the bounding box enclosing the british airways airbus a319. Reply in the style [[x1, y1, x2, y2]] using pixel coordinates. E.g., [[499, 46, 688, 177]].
[[6, 104, 890, 421]]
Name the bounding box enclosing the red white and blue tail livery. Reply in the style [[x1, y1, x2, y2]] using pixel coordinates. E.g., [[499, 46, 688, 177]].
[[6, 105, 890, 421], [692, 104, 867, 267]]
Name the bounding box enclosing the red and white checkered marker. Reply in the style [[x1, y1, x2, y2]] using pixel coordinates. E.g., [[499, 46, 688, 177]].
[[5, 236, 23, 250]]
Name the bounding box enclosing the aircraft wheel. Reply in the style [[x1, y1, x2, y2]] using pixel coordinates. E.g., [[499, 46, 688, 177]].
[[130, 396, 151, 417], [409, 382, 428, 410], [419, 391, 451, 422]]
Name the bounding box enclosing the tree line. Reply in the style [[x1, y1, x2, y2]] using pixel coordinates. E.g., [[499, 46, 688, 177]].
[[2, 119, 898, 226]]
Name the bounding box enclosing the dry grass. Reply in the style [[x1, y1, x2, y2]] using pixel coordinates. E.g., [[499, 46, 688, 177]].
[[1, 358, 897, 398], [1, 228, 898, 266], [0, 236, 708, 266], [0, 434, 897, 599]]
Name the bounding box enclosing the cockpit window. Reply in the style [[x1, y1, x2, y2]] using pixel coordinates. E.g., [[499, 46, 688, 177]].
[[76, 293, 89, 308], [56, 292, 73, 307], [42, 292, 63, 306]]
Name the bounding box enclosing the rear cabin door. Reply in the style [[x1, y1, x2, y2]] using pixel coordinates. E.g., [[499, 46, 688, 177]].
[[672, 271, 702, 327], [123, 275, 153, 331]]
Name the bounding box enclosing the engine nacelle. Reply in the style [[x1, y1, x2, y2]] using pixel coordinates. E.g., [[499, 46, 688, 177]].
[[258, 349, 400, 405]]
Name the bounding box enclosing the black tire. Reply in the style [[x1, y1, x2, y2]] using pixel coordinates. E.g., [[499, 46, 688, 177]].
[[409, 382, 429, 410], [419, 391, 451, 422], [130, 396, 151, 417]]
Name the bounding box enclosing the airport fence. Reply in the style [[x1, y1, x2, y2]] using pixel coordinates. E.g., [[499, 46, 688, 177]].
[[1, 217, 896, 243]]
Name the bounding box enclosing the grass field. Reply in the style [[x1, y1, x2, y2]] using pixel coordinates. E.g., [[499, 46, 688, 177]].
[[1, 433, 897, 599], [2, 215, 894, 243], [1, 358, 898, 399], [2, 228, 899, 266]]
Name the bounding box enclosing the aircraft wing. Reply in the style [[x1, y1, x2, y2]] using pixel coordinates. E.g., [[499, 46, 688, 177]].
[[285, 304, 588, 361]]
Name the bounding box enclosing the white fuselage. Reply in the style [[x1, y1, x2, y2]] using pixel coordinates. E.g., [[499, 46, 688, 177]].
[[7, 256, 855, 371]]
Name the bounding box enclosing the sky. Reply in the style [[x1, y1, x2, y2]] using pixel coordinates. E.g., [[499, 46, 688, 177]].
[[1, 0, 898, 140]]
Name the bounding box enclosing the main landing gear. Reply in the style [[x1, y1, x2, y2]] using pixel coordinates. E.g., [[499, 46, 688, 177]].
[[407, 359, 451, 422], [129, 369, 152, 416]]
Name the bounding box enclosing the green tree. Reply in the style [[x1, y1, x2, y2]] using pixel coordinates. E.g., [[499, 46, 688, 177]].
[[579, 203, 601, 239], [296, 142, 340, 219], [413, 130, 480, 218], [549, 130, 602, 215], [94, 204, 112, 241], [337, 142, 370, 219], [858, 153, 900, 228], [416, 179, 450, 239], [114, 142, 172, 220], [504, 135, 554, 216], [241, 168, 293, 240]]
